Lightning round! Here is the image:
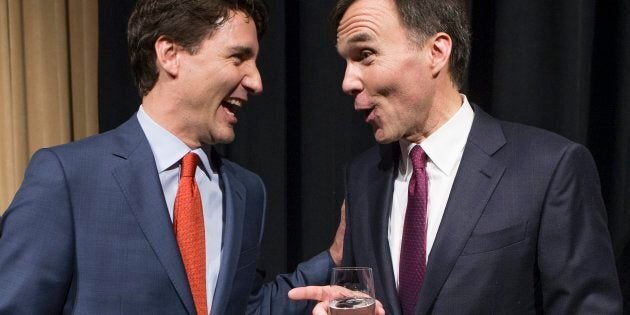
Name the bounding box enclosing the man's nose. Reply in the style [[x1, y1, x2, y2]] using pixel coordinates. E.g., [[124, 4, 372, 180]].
[[244, 65, 263, 95], [341, 63, 362, 96]]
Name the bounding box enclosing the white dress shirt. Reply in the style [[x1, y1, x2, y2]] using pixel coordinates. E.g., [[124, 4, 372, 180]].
[[137, 106, 223, 313], [389, 95, 474, 289]]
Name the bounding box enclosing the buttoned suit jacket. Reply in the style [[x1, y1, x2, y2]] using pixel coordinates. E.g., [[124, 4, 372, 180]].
[[342, 105, 622, 314], [0, 116, 331, 314]]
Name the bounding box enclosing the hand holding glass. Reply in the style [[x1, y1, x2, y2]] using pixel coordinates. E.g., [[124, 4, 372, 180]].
[[328, 267, 376, 315]]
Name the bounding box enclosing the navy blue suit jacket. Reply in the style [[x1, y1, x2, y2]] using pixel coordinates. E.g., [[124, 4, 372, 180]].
[[342, 105, 622, 314], [0, 116, 331, 314]]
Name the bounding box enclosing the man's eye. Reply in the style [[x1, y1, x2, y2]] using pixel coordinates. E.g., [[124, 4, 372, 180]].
[[355, 49, 375, 63], [232, 55, 244, 65]]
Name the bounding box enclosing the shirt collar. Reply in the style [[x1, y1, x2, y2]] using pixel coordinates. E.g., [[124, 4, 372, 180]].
[[136, 105, 213, 174], [399, 94, 475, 177]]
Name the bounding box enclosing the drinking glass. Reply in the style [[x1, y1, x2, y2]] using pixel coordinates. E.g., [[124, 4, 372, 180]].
[[328, 267, 376, 315]]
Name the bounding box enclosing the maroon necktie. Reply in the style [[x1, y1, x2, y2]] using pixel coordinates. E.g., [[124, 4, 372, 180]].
[[398, 145, 428, 315]]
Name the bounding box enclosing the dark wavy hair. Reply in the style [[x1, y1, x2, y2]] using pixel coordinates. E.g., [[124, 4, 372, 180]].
[[331, 0, 470, 89], [128, 0, 269, 96]]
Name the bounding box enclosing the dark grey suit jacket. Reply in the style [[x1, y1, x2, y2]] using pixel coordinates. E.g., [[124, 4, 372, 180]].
[[0, 116, 332, 314], [343, 105, 622, 314]]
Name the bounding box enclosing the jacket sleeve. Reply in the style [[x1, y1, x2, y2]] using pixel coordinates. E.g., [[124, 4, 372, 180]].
[[240, 170, 335, 315], [247, 250, 335, 314], [0, 149, 75, 313], [537, 143, 622, 313]]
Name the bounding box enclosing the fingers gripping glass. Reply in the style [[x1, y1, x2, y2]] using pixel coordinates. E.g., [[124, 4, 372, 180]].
[[329, 267, 376, 314]]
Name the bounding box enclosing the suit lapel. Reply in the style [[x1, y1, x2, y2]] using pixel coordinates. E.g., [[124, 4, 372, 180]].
[[209, 155, 247, 315], [363, 144, 403, 315], [110, 117, 195, 314], [416, 106, 507, 314]]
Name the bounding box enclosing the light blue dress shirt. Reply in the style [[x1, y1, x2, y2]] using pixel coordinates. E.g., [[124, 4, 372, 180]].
[[137, 106, 223, 313]]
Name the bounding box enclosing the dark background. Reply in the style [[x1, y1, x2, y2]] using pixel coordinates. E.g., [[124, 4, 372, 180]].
[[99, 0, 629, 308]]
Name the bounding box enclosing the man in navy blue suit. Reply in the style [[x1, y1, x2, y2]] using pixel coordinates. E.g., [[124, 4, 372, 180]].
[[290, 0, 623, 313], [0, 0, 340, 314]]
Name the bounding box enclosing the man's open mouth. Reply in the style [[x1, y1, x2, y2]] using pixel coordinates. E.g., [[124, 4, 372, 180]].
[[222, 98, 243, 116]]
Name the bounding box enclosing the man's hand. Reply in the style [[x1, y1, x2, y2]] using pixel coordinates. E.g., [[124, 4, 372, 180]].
[[288, 285, 385, 315], [329, 200, 346, 266]]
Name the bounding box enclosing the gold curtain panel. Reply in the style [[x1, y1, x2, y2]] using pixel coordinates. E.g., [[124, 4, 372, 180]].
[[0, 0, 98, 213]]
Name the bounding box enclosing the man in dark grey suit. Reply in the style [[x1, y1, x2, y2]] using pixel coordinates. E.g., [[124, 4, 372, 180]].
[[291, 0, 622, 313], [0, 0, 340, 314]]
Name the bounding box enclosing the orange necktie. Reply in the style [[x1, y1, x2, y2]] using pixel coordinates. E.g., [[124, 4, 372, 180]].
[[173, 152, 207, 315]]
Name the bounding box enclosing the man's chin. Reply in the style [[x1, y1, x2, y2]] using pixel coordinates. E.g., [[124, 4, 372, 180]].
[[375, 138, 397, 145], [217, 134, 236, 144], [373, 130, 396, 144], [205, 131, 235, 145]]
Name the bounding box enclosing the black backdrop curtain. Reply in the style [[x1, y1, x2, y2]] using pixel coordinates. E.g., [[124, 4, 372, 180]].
[[98, 0, 629, 307]]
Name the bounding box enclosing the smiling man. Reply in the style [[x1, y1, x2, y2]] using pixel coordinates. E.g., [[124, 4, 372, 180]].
[[0, 0, 340, 314]]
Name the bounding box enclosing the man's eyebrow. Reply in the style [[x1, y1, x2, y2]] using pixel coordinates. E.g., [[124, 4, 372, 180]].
[[228, 46, 255, 57], [347, 32, 374, 44]]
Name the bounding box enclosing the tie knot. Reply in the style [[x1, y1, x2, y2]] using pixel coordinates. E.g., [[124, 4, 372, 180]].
[[409, 145, 427, 171], [181, 152, 199, 178]]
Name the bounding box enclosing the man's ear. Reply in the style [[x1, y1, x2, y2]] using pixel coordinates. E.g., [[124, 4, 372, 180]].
[[155, 35, 180, 77], [429, 32, 452, 78]]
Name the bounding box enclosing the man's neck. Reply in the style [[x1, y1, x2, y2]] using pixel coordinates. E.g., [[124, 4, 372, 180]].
[[407, 86, 463, 144], [141, 88, 201, 149]]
